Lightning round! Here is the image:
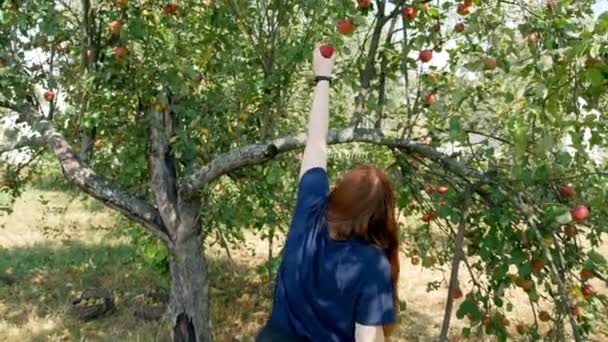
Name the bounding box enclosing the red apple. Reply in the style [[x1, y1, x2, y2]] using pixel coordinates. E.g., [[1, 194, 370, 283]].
[[419, 49, 433, 63], [546, 0, 556, 10], [516, 278, 534, 291], [585, 57, 605, 68], [319, 45, 335, 58], [559, 184, 576, 198], [43, 90, 55, 102], [531, 259, 544, 272], [109, 20, 122, 35], [453, 288, 463, 299], [357, 0, 372, 9], [483, 57, 497, 70], [582, 284, 594, 300], [402, 7, 417, 21], [454, 22, 465, 33], [482, 316, 492, 327], [336, 18, 354, 36], [580, 269, 593, 280], [163, 3, 178, 15], [424, 93, 437, 105], [438, 199, 446, 206], [564, 224, 577, 238], [421, 211, 436, 223], [571, 204, 589, 222], [457, 4, 471, 16], [85, 49, 92, 60], [571, 305, 580, 318], [114, 46, 128, 58], [411, 257, 420, 265], [437, 185, 448, 195]]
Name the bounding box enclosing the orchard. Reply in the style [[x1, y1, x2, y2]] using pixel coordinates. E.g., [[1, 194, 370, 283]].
[[1, 0, 608, 341]]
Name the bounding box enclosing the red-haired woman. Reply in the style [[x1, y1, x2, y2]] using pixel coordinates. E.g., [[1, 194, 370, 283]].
[[256, 45, 400, 342]]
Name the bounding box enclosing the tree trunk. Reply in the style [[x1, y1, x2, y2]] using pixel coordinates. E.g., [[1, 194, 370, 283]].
[[169, 234, 212, 342]]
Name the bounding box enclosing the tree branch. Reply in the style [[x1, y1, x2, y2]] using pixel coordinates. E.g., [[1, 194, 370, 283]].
[[439, 185, 472, 342], [17, 108, 172, 246], [149, 98, 180, 239], [180, 127, 491, 198]]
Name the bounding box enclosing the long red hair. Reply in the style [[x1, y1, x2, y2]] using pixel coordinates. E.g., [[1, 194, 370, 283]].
[[325, 165, 400, 335]]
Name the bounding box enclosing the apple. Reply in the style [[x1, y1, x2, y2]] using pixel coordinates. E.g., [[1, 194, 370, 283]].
[[357, 0, 372, 9], [546, 0, 556, 10], [402, 7, 417, 21], [438, 199, 446, 206], [483, 57, 497, 70], [437, 185, 448, 195], [527, 32, 539, 43], [422, 2, 431, 10], [109, 20, 122, 35], [114, 46, 128, 58], [116, 0, 128, 9], [319, 45, 335, 58], [582, 284, 594, 300], [453, 288, 463, 299], [501, 317, 510, 327], [411, 257, 420, 265], [336, 18, 354, 36], [94, 139, 104, 148], [482, 316, 492, 327], [419, 49, 433, 63], [539, 310, 551, 322], [564, 224, 577, 238], [421, 211, 436, 223], [163, 3, 178, 15], [424, 93, 437, 105], [585, 57, 605, 68], [571, 305, 580, 318], [531, 259, 544, 272], [424, 185, 436, 194], [515, 278, 534, 291], [454, 22, 465, 33], [559, 184, 576, 198], [571, 204, 589, 222], [457, 4, 471, 16], [516, 324, 527, 335], [580, 269, 593, 280], [43, 90, 55, 102], [85, 49, 92, 60]]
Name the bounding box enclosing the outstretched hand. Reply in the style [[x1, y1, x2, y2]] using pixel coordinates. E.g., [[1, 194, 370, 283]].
[[313, 44, 336, 78]]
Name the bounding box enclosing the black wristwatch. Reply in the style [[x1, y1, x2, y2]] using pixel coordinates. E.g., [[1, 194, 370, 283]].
[[314, 75, 333, 84]]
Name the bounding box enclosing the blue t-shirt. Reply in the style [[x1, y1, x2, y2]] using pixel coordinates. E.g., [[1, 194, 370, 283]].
[[269, 167, 395, 341]]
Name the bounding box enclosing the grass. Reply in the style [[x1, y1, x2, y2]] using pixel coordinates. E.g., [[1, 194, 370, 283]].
[[0, 187, 607, 341]]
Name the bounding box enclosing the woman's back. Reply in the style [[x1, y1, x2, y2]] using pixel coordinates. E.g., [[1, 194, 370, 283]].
[[269, 168, 394, 342]]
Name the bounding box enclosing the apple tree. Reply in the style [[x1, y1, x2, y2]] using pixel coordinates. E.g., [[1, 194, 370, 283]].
[[1, 0, 608, 341]]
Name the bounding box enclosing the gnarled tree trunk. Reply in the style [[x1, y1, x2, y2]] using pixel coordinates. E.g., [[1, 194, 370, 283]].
[[169, 232, 211, 342]]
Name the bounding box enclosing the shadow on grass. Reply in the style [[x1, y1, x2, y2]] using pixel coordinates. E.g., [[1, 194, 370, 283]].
[[0, 241, 440, 342]]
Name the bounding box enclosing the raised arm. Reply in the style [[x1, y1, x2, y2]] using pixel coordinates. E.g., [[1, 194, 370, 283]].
[[299, 45, 336, 179]]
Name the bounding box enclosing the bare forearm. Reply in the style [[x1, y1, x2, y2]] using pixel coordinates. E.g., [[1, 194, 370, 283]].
[[300, 81, 330, 178]]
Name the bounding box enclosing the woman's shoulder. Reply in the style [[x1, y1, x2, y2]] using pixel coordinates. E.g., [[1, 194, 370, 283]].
[[350, 243, 391, 278]]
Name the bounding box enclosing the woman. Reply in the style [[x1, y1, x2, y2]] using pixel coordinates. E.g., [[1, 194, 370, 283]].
[[256, 45, 400, 342]]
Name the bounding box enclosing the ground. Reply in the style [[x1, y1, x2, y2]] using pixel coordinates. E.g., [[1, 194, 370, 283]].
[[0, 187, 606, 341]]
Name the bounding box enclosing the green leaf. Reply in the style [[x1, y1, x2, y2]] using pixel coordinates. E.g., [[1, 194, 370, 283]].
[[456, 298, 482, 321], [448, 117, 463, 140], [462, 327, 471, 338]]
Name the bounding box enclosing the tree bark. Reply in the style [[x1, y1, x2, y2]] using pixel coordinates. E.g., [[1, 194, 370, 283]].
[[169, 230, 212, 342]]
